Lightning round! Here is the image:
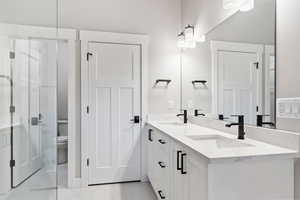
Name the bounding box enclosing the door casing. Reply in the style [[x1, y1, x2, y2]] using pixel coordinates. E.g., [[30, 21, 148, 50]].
[[80, 30, 149, 187]]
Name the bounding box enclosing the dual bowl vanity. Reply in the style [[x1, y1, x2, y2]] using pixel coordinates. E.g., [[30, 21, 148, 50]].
[[146, 120, 299, 200]]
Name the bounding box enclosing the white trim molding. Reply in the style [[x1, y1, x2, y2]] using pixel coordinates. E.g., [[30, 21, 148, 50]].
[[0, 23, 76, 40], [79, 30, 149, 187]]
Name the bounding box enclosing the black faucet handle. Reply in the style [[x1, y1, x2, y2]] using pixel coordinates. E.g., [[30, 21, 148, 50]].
[[257, 114, 270, 117], [218, 114, 229, 120], [230, 114, 244, 117], [231, 114, 244, 119]]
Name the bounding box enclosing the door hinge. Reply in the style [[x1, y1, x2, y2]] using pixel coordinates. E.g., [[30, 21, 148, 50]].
[[9, 105, 15, 113], [87, 158, 90, 167], [9, 52, 15, 59], [256, 106, 259, 112], [86, 106, 90, 114], [10, 160, 15, 168], [254, 62, 259, 69], [87, 52, 93, 61]]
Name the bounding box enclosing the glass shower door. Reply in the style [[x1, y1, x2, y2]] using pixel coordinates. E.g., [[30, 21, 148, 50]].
[[8, 38, 58, 200], [0, 33, 58, 200], [0, 0, 59, 198], [0, 37, 14, 195]]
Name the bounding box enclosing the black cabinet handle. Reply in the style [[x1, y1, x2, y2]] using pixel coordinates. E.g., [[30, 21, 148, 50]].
[[158, 161, 166, 168], [158, 139, 166, 144], [148, 129, 153, 142], [181, 153, 187, 174], [177, 150, 182, 171], [158, 190, 166, 199]]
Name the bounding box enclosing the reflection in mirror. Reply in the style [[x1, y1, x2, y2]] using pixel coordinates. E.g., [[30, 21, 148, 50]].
[[181, 0, 276, 128]]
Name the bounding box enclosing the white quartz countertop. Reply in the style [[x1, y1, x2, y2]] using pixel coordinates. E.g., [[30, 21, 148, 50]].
[[147, 120, 300, 163]]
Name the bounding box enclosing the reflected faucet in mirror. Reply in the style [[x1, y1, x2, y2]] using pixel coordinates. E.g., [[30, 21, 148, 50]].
[[256, 115, 275, 127], [177, 110, 188, 124], [225, 115, 245, 140], [194, 109, 205, 117], [218, 114, 229, 121]]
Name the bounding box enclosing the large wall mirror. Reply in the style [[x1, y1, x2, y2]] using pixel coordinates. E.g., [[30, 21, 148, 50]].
[[181, 0, 276, 128]]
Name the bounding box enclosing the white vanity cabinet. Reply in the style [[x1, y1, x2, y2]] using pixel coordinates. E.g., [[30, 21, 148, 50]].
[[147, 127, 206, 200], [146, 125, 294, 200]]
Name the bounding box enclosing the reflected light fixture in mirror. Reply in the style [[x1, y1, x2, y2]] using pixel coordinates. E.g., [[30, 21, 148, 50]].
[[184, 24, 194, 41], [239, 0, 254, 12], [196, 35, 206, 42]]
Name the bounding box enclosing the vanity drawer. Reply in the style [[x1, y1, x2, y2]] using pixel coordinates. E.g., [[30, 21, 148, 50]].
[[155, 131, 170, 153]]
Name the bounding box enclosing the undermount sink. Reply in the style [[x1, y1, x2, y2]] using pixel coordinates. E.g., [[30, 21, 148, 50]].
[[186, 135, 254, 148]]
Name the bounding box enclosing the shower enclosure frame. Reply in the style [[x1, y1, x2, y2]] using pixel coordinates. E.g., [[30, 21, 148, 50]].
[[0, 23, 77, 190]]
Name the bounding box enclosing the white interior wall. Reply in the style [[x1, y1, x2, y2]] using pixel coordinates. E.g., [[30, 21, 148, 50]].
[[181, 0, 275, 113], [59, 0, 182, 114]]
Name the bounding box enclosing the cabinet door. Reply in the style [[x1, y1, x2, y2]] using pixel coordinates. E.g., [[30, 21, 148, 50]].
[[183, 152, 208, 200], [171, 144, 185, 200]]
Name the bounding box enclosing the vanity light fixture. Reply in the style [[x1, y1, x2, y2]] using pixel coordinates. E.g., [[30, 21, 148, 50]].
[[184, 24, 194, 42], [239, 0, 254, 12], [177, 31, 196, 49], [223, 0, 254, 12], [177, 32, 186, 48]]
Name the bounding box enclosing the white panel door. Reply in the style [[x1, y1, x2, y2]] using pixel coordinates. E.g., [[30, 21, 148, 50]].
[[217, 50, 259, 124], [88, 42, 141, 184]]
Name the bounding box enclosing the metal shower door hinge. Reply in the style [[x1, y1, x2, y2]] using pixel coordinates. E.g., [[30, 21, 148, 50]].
[[10, 160, 15, 168], [9, 52, 15, 59], [9, 105, 15, 113]]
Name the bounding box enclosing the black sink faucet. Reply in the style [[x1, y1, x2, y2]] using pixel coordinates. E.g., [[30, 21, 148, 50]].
[[225, 115, 245, 140], [177, 110, 188, 124], [194, 109, 205, 117], [256, 115, 275, 127]]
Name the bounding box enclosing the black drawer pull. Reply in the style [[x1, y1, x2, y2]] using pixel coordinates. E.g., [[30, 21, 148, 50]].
[[158, 161, 166, 168], [177, 150, 182, 171], [158, 139, 166, 144], [181, 153, 187, 174], [158, 190, 166, 199], [148, 129, 153, 142]]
